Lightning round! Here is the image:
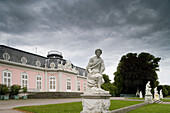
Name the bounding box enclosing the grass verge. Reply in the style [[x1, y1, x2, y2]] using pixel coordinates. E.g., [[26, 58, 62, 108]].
[[161, 99, 170, 102], [15, 100, 143, 113], [128, 103, 170, 113]]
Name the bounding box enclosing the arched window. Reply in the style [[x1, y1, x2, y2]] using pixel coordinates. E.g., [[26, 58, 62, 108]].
[[77, 81, 80, 91], [66, 77, 71, 91], [36, 75, 42, 90], [49, 75, 56, 91], [21, 73, 28, 88], [3, 70, 12, 87]]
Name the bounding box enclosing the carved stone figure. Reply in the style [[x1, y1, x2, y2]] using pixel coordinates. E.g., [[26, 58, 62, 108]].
[[86, 49, 105, 93], [64, 60, 72, 69], [81, 49, 111, 113], [145, 81, 153, 103], [154, 87, 159, 100], [140, 91, 143, 98], [145, 81, 152, 95], [160, 89, 163, 99], [154, 87, 158, 94]]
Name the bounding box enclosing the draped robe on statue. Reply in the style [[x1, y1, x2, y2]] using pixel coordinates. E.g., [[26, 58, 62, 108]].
[[86, 56, 105, 90]]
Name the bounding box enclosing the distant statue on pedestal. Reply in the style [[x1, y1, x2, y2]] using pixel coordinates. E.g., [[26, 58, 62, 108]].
[[154, 87, 160, 100], [160, 89, 163, 99], [140, 91, 143, 98], [145, 81, 153, 103], [81, 49, 111, 113]]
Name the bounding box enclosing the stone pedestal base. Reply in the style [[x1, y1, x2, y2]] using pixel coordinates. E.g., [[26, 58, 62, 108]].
[[145, 94, 153, 103], [154, 94, 160, 100], [81, 94, 111, 113]]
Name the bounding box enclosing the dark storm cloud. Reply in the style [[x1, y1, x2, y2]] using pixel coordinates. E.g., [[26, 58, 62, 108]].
[[1, 0, 170, 35], [0, 0, 170, 84]]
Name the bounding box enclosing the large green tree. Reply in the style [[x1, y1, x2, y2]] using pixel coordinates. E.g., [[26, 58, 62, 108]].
[[114, 52, 161, 95], [101, 74, 116, 96]]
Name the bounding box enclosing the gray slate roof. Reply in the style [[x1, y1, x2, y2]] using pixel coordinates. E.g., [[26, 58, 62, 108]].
[[0, 45, 87, 77]]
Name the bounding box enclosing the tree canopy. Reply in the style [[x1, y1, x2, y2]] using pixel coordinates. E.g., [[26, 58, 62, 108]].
[[101, 74, 116, 96], [114, 52, 161, 95]]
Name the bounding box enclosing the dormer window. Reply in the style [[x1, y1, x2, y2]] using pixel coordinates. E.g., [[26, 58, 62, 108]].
[[36, 60, 41, 67], [21, 57, 27, 64], [3, 52, 10, 61]]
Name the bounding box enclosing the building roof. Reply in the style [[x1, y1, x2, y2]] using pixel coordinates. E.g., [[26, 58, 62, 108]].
[[0, 45, 87, 77]]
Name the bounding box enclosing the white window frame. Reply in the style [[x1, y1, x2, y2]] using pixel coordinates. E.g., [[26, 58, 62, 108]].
[[2, 70, 12, 87], [83, 82, 86, 91], [66, 77, 71, 91], [21, 73, 29, 88], [49, 75, 56, 91], [36, 75, 42, 91], [77, 81, 80, 91]]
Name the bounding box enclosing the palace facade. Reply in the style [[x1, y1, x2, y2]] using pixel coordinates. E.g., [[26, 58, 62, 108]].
[[0, 45, 87, 92]]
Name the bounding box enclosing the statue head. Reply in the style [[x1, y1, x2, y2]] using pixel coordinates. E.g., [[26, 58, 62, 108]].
[[95, 49, 102, 57]]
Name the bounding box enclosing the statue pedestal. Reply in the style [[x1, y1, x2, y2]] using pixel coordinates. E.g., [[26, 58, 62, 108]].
[[81, 93, 111, 113], [145, 94, 153, 103], [154, 94, 160, 100]]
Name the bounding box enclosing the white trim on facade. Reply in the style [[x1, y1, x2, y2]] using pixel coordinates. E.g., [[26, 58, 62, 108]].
[[66, 77, 71, 92], [2, 69, 12, 87], [49, 75, 56, 92], [21, 72, 29, 88], [77, 81, 80, 91], [83, 82, 86, 91], [36, 75, 42, 91]]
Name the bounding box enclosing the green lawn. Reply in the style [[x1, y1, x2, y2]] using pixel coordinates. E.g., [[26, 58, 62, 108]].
[[128, 103, 170, 113], [162, 99, 170, 102], [15, 100, 143, 113]]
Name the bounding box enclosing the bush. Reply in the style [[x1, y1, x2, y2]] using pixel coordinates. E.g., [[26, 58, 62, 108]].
[[162, 86, 168, 97], [0, 84, 9, 95], [10, 84, 21, 96], [22, 87, 27, 93], [101, 83, 116, 95]]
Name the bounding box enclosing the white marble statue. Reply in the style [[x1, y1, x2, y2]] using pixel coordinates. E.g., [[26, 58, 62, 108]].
[[160, 89, 163, 99], [145, 81, 152, 95], [154, 87, 159, 100], [145, 81, 153, 103], [86, 49, 106, 93], [154, 87, 158, 94], [81, 49, 111, 113], [140, 91, 143, 98]]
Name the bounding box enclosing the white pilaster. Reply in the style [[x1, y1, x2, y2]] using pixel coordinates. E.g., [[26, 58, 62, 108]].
[[58, 71, 62, 91], [75, 75, 77, 91]]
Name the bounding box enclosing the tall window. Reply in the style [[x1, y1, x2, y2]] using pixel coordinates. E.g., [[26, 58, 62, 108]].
[[3, 70, 12, 87], [36, 75, 42, 90], [77, 81, 80, 91], [49, 75, 56, 91], [21, 73, 28, 88], [67, 77, 71, 91], [84, 82, 86, 91]]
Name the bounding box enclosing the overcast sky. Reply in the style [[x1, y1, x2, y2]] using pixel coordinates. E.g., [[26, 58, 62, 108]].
[[0, 0, 170, 85]]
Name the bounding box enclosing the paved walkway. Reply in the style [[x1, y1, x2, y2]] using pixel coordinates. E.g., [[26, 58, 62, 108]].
[[0, 98, 82, 113]]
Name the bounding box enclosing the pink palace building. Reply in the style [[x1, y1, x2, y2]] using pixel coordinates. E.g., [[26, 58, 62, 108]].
[[0, 45, 87, 93]]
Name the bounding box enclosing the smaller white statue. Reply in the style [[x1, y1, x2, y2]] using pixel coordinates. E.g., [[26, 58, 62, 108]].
[[136, 88, 140, 97], [145, 81, 152, 95], [160, 89, 163, 99], [140, 91, 143, 98], [64, 60, 72, 69], [154, 87, 158, 94], [58, 60, 64, 70], [154, 87, 159, 100]]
